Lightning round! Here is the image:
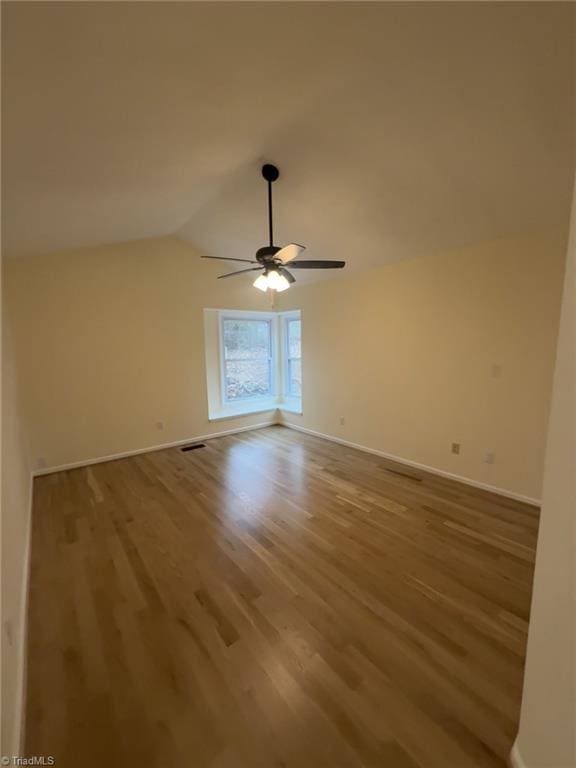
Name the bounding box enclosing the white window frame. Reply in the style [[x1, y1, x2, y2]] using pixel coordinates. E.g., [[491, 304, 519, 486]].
[[281, 312, 302, 406], [277, 310, 302, 414], [219, 313, 276, 405], [203, 308, 301, 421]]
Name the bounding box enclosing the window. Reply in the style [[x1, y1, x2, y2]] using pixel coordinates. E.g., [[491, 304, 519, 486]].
[[286, 318, 302, 397], [222, 317, 272, 401], [203, 308, 301, 420]]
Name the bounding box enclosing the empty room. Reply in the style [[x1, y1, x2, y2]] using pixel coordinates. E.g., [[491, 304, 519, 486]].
[[1, 2, 574, 768]]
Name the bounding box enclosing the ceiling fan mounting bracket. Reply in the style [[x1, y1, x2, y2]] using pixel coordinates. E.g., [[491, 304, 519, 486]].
[[261, 164, 279, 183]]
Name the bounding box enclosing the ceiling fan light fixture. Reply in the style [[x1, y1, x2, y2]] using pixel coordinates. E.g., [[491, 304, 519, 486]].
[[266, 269, 290, 292], [253, 270, 290, 292], [253, 273, 269, 292]]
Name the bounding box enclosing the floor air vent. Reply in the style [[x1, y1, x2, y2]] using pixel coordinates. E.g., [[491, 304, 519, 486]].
[[385, 468, 422, 482], [181, 443, 206, 452]]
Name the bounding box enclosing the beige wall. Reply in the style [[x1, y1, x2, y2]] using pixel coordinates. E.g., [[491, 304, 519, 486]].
[[278, 232, 566, 501], [1, 311, 32, 754], [5, 237, 276, 471], [513, 191, 575, 768]]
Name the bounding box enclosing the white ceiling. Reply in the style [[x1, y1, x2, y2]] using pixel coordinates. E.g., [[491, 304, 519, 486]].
[[2, 2, 574, 280]]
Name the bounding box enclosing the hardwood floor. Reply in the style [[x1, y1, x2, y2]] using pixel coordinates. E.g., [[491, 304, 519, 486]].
[[25, 426, 539, 768]]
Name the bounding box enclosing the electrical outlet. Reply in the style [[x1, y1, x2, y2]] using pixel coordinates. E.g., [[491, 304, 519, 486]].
[[35, 457, 47, 469], [491, 364, 502, 379], [451, 442, 461, 455], [484, 451, 495, 465], [156, 420, 165, 431], [339, 417, 345, 426]]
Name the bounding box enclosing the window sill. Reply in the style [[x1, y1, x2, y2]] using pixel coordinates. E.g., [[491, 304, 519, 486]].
[[279, 399, 302, 415], [208, 399, 279, 422], [208, 397, 302, 421]]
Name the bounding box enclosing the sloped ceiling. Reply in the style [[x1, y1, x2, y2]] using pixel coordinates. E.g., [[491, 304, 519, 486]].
[[2, 1, 574, 279]]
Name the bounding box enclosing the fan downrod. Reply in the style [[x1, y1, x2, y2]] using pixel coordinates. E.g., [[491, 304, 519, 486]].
[[261, 164, 279, 182]]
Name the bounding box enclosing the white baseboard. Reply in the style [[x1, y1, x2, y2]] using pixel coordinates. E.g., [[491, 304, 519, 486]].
[[32, 420, 277, 477], [12, 471, 34, 754], [282, 423, 540, 507], [33, 418, 541, 505]]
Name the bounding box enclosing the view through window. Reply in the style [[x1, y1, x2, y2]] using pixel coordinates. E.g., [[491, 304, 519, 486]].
[[286, 319, 302, 397], [222, 318, 272, 401]]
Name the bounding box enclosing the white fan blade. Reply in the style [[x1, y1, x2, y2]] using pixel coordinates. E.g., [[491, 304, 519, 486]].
[[276, 243, 306, 264]]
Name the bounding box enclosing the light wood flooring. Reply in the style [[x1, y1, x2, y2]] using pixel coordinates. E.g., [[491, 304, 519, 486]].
[[25, 426, 539, 767]]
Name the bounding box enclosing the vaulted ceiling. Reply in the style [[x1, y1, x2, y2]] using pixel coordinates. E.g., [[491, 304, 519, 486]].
[[2, 2, 574, 277]]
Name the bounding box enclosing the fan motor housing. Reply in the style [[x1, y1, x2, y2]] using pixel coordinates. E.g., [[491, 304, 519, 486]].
[[256, 245, 280, 262]]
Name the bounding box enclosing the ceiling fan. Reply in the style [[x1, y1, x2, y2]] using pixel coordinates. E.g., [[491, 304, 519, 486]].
[[202, 164, 345, 292]]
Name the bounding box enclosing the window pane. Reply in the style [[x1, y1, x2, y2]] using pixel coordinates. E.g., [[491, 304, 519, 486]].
[[288, 320, 301, 359], [225, 359, 271, 400], [223, 319, 270, 360], [288, 358, 302, 396]]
